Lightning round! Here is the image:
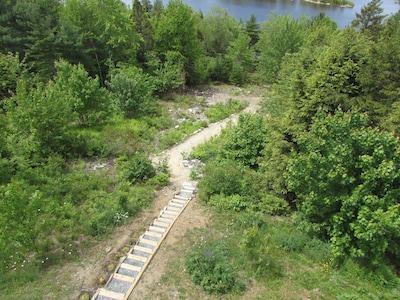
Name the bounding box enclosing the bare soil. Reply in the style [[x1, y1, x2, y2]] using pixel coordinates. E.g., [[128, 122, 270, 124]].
[[59, 87, 262, 299]]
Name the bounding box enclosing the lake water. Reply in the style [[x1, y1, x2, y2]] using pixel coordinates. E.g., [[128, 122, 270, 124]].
[[122, 0, 398, 28]]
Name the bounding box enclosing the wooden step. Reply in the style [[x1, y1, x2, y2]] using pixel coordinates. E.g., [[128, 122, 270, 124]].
[[163, 209, 179, 216], [166, 206, 181, 212], [144, 231, 163, 238], [120, 263, 141, 273], [96, 288, 125, 300], [180, 190, 195, 197], [148, 226, 165, 234], [182, 182, 196, 190], [113, 273, 135, 283], [171, 198, 187, 204], [133, 245, 153, 254], [127, 253, 147, 262], [168, 202, 184, 208], [160, 213, 175, 220], [156, 217, 173, 224], [152, 219, 169, 227], [138, 237, 158, 246], [174, 195, 190, 201]]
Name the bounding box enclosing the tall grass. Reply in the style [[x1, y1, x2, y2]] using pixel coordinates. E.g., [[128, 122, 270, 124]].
[[162, 209, 400, 299]]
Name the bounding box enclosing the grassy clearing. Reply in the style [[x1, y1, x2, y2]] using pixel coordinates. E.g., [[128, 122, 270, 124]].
[[156, 93, 247, 151], [149, 208, 400, 299], [205, 98, 246, 123]]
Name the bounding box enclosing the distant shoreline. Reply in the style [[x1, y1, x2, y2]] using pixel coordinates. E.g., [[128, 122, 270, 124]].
[[303, 0, 354, 8]]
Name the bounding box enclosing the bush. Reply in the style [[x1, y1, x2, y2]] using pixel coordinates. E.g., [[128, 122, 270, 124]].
[[185, 239, 244, 294], [190, 136, 221, 162], [108, 66, 156, 118], [118, 154, 156, 184], [271, 228, 310, 252], [147, 173, 169, 187], [258, 194, 291, 216], [198, 160, 243, 202], [81, 191, 118, 236], [240, 225, 281, 278], [304, 238, 333, 262], [208, 194, 248, 212], [114, 182, 154, 216]]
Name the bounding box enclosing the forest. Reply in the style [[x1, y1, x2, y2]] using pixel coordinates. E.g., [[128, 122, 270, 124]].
[[0, 0, 399, 298]]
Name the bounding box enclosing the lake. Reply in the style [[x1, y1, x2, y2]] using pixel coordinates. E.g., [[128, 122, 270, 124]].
[[122, 0, 399, 28]]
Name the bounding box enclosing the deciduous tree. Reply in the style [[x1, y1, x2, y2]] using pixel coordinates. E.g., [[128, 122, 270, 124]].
[[152, 0, 203, 84], [286, 110, 400, 266], [256, 14, 308, 83]]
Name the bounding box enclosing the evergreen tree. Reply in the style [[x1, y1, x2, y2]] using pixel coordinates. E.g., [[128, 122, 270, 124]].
[[351, 0, 386, 38], [198, 7, 241, 57], [245, 14, 260, 47]]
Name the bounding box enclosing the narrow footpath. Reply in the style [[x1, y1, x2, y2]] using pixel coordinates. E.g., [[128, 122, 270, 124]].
[[90, 91, 261, 300]]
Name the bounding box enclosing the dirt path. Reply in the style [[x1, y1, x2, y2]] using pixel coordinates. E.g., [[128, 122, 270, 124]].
[[128, 92, 262, 299], [56, 89, 261, 300], [153, 93, 261, 185]]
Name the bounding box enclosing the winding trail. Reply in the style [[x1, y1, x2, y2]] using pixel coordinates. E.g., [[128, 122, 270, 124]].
[[154, 94, 261, 185], [128, 93, 262, 299], [91, 91, 261, 300]]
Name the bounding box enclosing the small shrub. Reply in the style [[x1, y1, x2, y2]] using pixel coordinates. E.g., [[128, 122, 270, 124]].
[[258, 194, 291, 216], [304, 238, 333, 262], [198, 160, 243, 202], [208, 194, 248, 212], [271, 229, 309, 252], [126, 185, 154, 214], [190, 136, 221, 162], [240, 226, 281, 278], [107, 263, 116, 272], [84, 211, 114, 236], [185, 239, 244, 294], [79, 293, 90, 300], [158, 129, 182, 149], [189, 168, 200, 180], [108, 66, 156, 118], [205, 99, 245, 123], [118, 153, 155, 184], [148, 173, 169, 187]]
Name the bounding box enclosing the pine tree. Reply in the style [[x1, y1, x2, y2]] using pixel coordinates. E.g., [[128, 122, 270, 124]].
[[351, 0, 386, 38]]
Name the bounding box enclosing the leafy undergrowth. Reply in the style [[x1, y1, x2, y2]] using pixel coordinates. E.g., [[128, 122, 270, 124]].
[[153, 209, 400, 299], [0, 87, 249, 299], [205, 98, 246, 123], [156, 92, 247, 151]]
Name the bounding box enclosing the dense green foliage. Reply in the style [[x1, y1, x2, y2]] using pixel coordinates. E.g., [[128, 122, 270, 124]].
[[180, 209, 397, 299], [286, 110, 400, 265], [191, 1, 400, 294], [185, 238, 244, 294]]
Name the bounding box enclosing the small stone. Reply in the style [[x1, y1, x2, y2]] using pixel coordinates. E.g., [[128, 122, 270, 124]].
[[105, 247, 112, 253]]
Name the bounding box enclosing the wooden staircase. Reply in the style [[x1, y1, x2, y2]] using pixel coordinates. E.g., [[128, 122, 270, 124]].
[[91, 182, 196, 300]]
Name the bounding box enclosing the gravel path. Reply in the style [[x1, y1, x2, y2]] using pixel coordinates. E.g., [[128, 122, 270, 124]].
[[153, 95, 262, 185], [129, 93, 262, 299]]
